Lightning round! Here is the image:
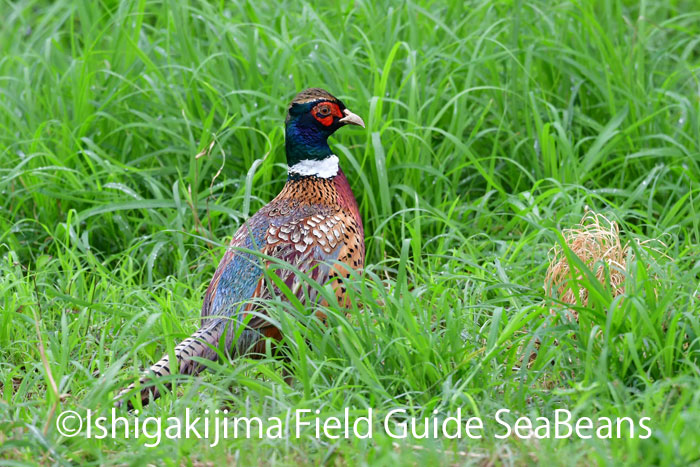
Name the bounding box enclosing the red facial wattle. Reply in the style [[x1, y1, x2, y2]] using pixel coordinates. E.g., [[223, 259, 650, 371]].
[[312, 102, 343, 126]]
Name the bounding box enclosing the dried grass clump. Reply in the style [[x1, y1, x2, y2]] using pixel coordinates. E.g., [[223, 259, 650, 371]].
[[545, 210, 629, 321]]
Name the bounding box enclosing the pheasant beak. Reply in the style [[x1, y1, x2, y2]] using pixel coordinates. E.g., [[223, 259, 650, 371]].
[[339, 109, 365, 128]]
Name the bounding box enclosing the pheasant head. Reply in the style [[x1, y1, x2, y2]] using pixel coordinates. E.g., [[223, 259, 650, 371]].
[[284, 88, 364, 177]]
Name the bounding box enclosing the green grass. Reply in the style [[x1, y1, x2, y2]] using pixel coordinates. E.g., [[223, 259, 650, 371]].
[[1, 0, 699, 464]]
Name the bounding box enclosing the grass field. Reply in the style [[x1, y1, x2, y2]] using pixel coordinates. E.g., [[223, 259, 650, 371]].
[[1, 0, 699, 465]]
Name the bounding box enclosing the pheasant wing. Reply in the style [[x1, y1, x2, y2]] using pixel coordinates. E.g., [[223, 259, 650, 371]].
[[200, 211, 352, 331]]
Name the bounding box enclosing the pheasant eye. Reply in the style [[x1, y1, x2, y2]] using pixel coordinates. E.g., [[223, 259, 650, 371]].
[[316, 104, 332, 116]]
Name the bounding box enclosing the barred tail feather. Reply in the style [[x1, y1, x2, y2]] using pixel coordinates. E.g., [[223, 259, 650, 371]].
[[114, 320, 226, 409]]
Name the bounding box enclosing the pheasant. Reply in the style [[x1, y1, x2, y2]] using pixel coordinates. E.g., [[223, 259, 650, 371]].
[[115, 88, 365, 408]]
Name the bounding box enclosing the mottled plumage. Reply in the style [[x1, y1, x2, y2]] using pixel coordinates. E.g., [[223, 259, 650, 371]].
[[115, 88, 365, 408]]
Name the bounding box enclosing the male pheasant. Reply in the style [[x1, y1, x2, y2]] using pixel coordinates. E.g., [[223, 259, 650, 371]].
[[115, 88, 365, 408]]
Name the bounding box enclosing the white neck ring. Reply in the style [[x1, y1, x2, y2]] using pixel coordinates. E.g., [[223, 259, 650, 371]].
[[288, 155, 339, 179]]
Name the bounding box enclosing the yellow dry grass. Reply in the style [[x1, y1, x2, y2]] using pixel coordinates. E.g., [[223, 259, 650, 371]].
[[544, 210, 630, 321]]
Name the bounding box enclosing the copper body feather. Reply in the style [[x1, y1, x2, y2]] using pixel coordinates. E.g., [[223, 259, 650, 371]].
[[202, 168, 364, 335]]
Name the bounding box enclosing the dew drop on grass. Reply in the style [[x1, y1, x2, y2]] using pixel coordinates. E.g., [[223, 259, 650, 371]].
[[149, 248, 159, 264], [533, 138, 541, 156]]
